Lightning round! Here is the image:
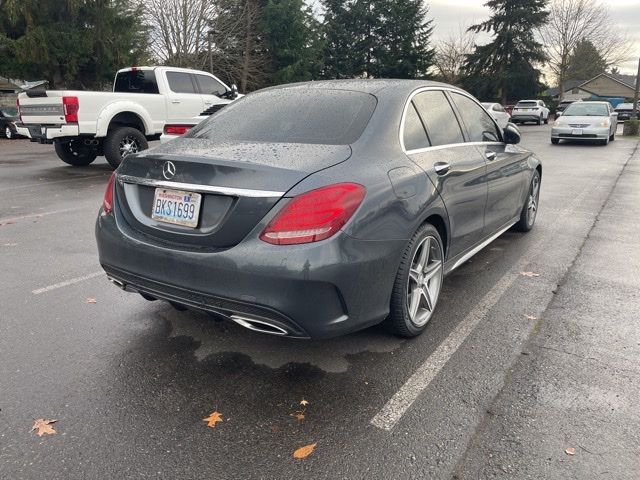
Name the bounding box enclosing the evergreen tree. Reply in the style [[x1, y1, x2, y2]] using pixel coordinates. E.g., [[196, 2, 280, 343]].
[[0, 0, 149, 89], [565, 39, 607, 81], [262, 0, 323, 84], [322, 0, 434, 79], [462, 0, 548, 103]]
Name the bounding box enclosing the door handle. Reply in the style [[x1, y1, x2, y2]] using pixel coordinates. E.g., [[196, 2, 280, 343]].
[[486, 151, 497, 161], [434, 162, 451, 175], [171, 100, 181, 104]]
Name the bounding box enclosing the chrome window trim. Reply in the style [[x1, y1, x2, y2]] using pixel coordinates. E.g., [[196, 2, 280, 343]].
[[117, 174, 284, 198], [399, 86, 504, 154]]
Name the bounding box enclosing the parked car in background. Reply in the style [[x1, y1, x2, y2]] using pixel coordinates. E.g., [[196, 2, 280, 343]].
[[551, 101, 617, 146], [96, 80, 541, 340], [16, 66, 238, 168], [0, 106, 25, 139], [555, 100, 574, 116], [614, 102, 639, 121], [511, 100, 550, 125], [481, 102, 511, 128]]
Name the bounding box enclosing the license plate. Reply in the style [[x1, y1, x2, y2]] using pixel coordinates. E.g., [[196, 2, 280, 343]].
[[572, 129, 583, 135], [151, 188, 201, 228]]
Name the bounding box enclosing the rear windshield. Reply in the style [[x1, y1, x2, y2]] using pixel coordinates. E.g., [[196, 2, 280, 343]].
[[563, 103, 609, 116], [188, 88, 377, 145], [616, 104, 633, 110], [516, 101, 538, 107], [1, 107, 18, 116], [114, 70, 159, 94]]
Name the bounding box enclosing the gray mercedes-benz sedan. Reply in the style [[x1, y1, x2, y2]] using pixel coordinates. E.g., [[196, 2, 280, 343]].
[[96, 80, 541, 339]]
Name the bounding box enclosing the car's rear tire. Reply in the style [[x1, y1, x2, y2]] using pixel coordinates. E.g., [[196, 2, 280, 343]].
[[537, 115, 542, 125], [514, 170, 540, 232], [54, 139, 98, 166], [551, 138, 560, 145], [104, 127, 147, 169], [385, 223, 444, 338], [544, 116, 549, 125]]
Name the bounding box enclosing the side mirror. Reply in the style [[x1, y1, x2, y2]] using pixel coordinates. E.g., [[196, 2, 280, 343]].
[[556, 112, 562, 118], [503, 123, 521, 145], [230, 84, 238, 99]]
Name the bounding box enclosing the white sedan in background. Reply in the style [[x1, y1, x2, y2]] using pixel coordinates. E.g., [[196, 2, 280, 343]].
[[481, 103, 512, 129]]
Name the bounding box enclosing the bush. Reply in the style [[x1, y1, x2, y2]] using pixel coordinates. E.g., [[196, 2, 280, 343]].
[[623, 120, 640, 137]]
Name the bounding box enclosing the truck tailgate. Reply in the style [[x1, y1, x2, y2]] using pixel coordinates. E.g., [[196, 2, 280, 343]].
[[18, 95, 66, 125]]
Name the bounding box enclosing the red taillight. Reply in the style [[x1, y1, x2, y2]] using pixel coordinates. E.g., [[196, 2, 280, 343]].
[[103, 172, 116, 214], [62, 96, 79, 123], [163, 124, 193, 135], [260, 183, 366, 245], [16, 98, 22, 123]]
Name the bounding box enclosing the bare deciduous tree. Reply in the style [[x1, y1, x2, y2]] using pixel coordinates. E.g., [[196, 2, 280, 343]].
[[540, 0, 633, 100], [432, 25, 476, 85], [144, 0, 215, 68]]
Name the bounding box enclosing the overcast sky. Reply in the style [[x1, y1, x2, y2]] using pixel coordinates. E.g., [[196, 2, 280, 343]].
[[428, 0, 640, 78]]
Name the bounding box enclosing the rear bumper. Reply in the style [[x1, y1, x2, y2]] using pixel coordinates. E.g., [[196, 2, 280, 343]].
[[18, 123, 80, 143], [511, 113, 542, 122], [95, 210, 406, 339]]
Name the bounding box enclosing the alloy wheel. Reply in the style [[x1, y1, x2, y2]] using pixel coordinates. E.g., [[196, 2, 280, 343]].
[[119, 136, 140, 159], [5, 126, 12, 139], [406, 235, 443, 327], [527, 175, 540, 226]]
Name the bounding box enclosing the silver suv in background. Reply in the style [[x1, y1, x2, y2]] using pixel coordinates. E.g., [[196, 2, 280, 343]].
[[511, 100, 550, 125]]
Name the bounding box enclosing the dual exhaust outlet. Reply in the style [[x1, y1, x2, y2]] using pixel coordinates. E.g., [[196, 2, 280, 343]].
[[107, 276, 290, 337]]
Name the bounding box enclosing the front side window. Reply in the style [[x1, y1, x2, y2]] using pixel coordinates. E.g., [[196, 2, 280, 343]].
[[412, 91, 465, 147], [195, 75, 227, 96], [166, 72, 196, 94], [450, 92, 502, 143]]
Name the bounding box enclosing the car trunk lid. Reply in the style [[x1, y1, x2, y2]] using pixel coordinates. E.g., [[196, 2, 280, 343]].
[[114, 138, 352, 249]]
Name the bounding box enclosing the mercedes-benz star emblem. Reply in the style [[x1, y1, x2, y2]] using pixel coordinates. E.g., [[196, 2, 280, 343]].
[[162, 161, 176, 180]]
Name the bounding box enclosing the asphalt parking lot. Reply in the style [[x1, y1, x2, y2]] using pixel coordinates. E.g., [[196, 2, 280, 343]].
[[1, 124, 639, 479]]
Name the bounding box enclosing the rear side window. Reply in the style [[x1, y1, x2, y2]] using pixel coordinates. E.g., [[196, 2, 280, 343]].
[[403, 103, 430, 151], [450, 92, 501, 142], [166, 72, 196, 94], [195, 75, 227, 96], [114, 70, 159, 94], [189, 88, 377, 145], [412, 91, 464, 146]]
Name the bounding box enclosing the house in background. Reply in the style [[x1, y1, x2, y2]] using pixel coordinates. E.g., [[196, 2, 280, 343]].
[[548, 73, 638, 105]]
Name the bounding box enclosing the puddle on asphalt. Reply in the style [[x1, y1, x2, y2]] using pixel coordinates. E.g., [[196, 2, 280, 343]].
[[163, 309, 404, 373]]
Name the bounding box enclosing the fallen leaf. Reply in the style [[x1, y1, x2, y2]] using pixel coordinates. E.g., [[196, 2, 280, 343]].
[[31, 419, 57, 436], [524, 314, 538, 320], [291, 412, 305, 422], [271, 426, 280, 433], [85, 298, 97, 304], [520, 271, 540, 277], [293, 443, 317, 459], [203, 411, 223, 428], [300, 399, 309, 407], [565, 447, 576, 456]]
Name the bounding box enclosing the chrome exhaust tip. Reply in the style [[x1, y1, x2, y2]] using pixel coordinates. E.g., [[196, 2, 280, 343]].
[[107, 276, 126, 289], [230, 315, 289, 336]]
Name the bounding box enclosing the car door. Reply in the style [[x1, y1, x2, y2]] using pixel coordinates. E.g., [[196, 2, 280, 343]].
[[448, 91, 529, 236], [164, 71, 206, 123], [405, 89, 488, 259], [193, 73, 231, 113]]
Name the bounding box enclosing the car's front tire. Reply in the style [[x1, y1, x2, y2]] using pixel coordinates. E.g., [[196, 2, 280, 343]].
[[385, 223, 444, 338], [54, 139, 98, 166], [551, 138, 560, 145], [514, 170, 540, 232]]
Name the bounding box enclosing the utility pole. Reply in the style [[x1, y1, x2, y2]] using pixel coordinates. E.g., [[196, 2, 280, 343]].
[[633, 58, 640, 120]]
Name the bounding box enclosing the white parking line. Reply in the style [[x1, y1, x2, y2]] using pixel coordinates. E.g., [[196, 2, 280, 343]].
[[32, 271, 105, 295], [370, 267, 523, 431], [0, 207, 85, 224]]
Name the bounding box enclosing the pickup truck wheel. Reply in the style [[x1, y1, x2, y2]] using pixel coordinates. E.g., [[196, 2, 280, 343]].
[[5, 126, 14, 139], [104, 127, 147, 169], [54, 139, 98, 166]]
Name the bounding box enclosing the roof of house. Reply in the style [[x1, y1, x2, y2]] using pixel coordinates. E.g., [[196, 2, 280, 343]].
[[546, 79, 587, 97]]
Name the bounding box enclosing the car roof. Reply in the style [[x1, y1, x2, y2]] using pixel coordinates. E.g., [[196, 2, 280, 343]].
[[261, 79, 460, 96]]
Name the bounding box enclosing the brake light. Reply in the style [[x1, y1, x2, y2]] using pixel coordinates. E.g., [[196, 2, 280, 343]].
[[163, 124, 193, 135], [102, 172, 116, 214], [62, 96, 79, 123], [260, 183, 366, 245], [16, 98, 22, 123]]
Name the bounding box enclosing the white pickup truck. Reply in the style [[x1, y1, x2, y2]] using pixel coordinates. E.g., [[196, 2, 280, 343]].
[[16, 66, 238, 168]]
